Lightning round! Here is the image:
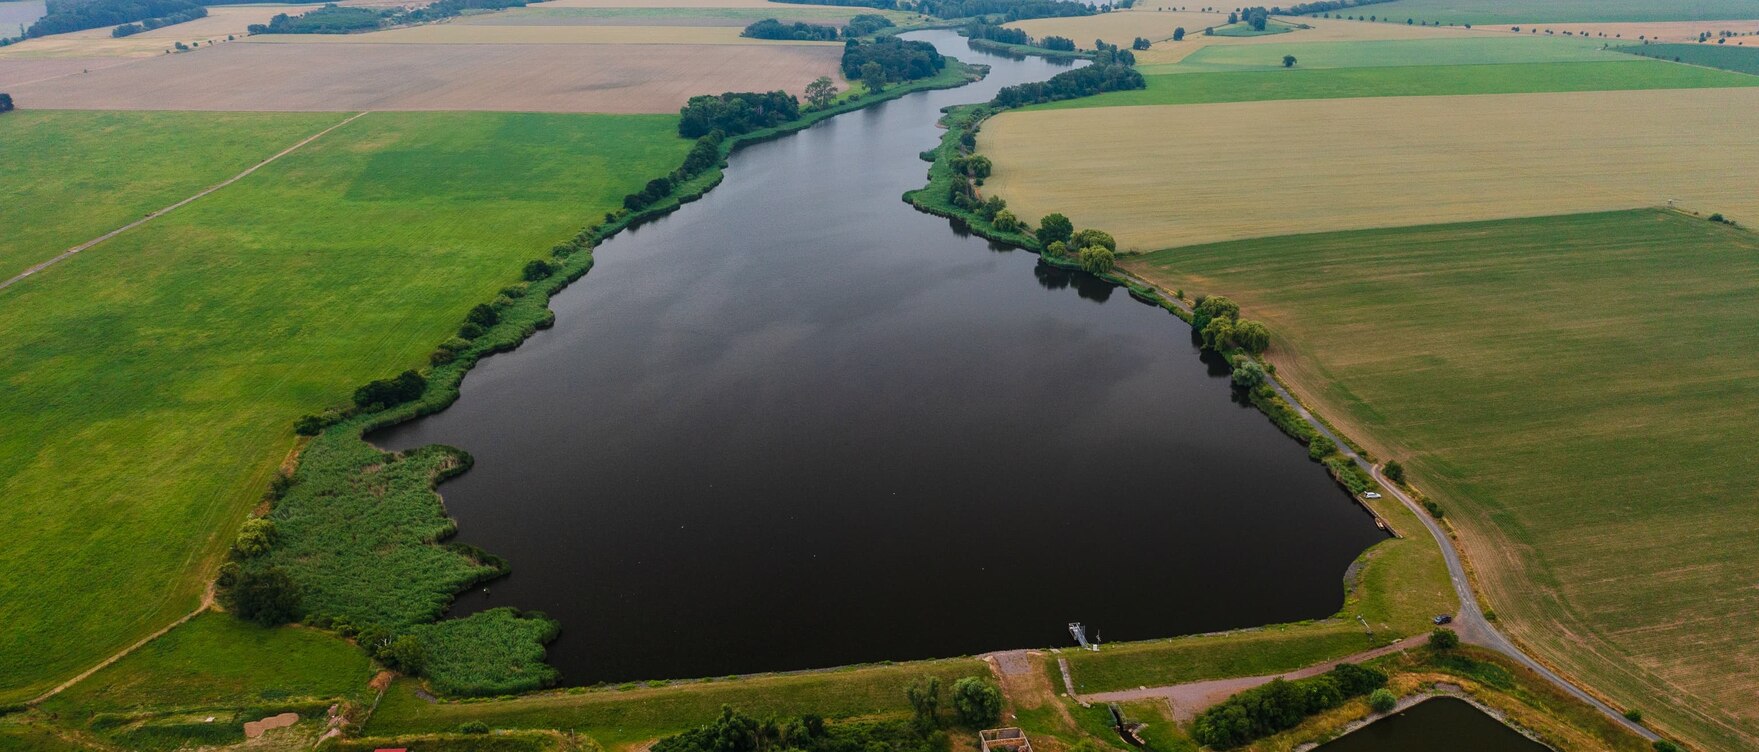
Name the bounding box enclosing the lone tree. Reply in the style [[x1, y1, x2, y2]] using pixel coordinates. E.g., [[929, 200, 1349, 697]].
[[225, 566, 301, 626], [0, 92, 12, 113], [1283, 54, 1297, 67], [805, 76, 838, 108], [1431, 627, 1460, 649], [1036, 213, 1074, 246], [906, 676, 942, 733], [1369, 688, 1397, 713], [1172, 26, 1185, 40], [860, 61, 887, 94], [952, 677, 1004, 726], [1384, 460, 1407, 483]]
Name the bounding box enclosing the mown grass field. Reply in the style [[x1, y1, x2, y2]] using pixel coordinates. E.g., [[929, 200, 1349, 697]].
[[1147, 35, 1615, 73], [1622, 41, 1759, 73], [0, 110, 346, 283], [1366, 0, 1759, 25], [0, 111, 689, 705], [1028, 59, 1751, 110], [1129, 210, 1759, 752], [985, 86, 1759, 251], [366, 660, 989, 749]]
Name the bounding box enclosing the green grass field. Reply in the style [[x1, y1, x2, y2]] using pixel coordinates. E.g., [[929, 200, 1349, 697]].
[[1026, 59, 1758, 110], [1363, 0, 1759, 25], [1621, 42, 1759, 73], [0, 111, 347, 284], [366, 660, 989, 750], [1208, 19, 1296, 36], [1146, 36, 1616, 73], [0, 111, 688, 706], [1128, 209, 1759, 752]]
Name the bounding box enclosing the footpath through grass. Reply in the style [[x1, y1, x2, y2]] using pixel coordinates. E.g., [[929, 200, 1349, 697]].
[[1025, 59, 1758, 110], [0, 110, 347, 283], [0, 111, 688, 705], [1129, 209, 1759, 752]]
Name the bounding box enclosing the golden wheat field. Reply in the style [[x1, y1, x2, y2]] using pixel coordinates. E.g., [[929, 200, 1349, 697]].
[[5, 40, 843, 111], [1497, 18, 1759, 42], [979, 87, 1759, 252]]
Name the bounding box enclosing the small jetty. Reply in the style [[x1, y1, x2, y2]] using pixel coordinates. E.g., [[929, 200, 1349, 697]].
[[1069, 622, 1098, 651]]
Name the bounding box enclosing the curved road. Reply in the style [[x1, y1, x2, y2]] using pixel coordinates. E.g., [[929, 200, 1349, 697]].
[[1115, 270, 1659, 743]]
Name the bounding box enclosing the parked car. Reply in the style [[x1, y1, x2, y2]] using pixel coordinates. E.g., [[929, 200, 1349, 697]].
[[1433, 614, 1453, 625], [1363, 491, 1383, 499]]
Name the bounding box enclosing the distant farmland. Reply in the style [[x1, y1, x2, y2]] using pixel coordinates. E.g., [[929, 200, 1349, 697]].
[[0, 111, 688, 704], [1128, 209, 1759, 752], [1149, 35, 1618, 72], [1365, 0, 1759, 25], [1622, 42, 1759, 73], [5, 41, 844, 112], [981, 86, 1759, 251]]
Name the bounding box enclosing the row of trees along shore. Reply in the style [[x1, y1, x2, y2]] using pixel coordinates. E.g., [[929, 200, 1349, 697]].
[[740, 13, 894, 41]]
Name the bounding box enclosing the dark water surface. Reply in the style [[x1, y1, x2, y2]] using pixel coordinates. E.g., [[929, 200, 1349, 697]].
[[376, 31, 1386, 684], [1314, 698, 1552, 752]]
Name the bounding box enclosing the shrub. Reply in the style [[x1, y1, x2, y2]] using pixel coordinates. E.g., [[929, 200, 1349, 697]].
[[1423, 500, 1445, 518], [951, 677, 1003, 727], [224, 566, 302, 626], [1069, 227, 1115, 251], [233, 518, 276, 557], [294, 414, 326, 436], [1232, 319, 1270, 353], [1431, 627, 1460, 649], [992, 209, 1023, 233], [1191, 663, 1384, 747], [352, 370, 427, 409], [1307, 435, 1336, 460], [0, 93, 12, 113], [522, 259, 555, 281], [1044, 240, 1068, 258], [1384, 460, 1406, 483], [1231, 358, 1266, 388], [467, 303, 499, 328], [459, 721, 491, 734], [1369, 688, 1396, 712], [1624, 708, 1644, 723], [1654, 741, 1682, 752], [1077, 245, 1115, 274]]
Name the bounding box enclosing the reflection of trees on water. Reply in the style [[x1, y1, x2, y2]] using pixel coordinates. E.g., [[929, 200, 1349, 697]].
[[1032, 262, 1113, 302]]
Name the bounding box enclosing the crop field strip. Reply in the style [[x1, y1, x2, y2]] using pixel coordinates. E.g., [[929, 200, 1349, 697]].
[[1126, 210, 1759, 752], [1127, 14, 1487, 65], [0, 111, 690, 704], [1024, 59, 1756, 110], [1148, 35, 1619, 73], [1622, 42, 1759, 74], [981, 86, 1759, 252], [1363, 0, 1759, 25], [247, 23, 841, 44], [0, 5, 322, 58], [4, 41, 844, 112]]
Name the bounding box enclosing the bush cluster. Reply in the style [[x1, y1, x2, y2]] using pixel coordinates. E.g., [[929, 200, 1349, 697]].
[[111, 6, 206, 37], [679, 91, 800, 138], [741, 18, 839, 41], [842, 13, 893, 37], [915, 0, 1093, 21], [842, 36, 946, 85], [1191, 663, 1386, 748], [0, 93, 12, 113], [992, 63, 1144, 108], [352, 369, 426, 409]]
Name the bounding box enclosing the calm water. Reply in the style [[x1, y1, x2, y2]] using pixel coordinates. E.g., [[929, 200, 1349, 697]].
[[376, 31, 1386, 684], [1314, 698, 1552, 752]]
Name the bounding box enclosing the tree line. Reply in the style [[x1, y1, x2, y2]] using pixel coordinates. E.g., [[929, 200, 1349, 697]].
[[991, 62, 1144, 108], [248, 0, 528, 35], [916, 0, 1094, 21], [652, 679, 1003, 752], [28, 0, 210, 37], [841, 35, 946, 86], [679, 90, 800, 138], [621, 130, 726, 213], [769, 0, 897, 8], [742, 18, 840, 41], [1192, 663, 1387, 748], [1274, 0, 1394, 14], [111, 5, 206, 37]]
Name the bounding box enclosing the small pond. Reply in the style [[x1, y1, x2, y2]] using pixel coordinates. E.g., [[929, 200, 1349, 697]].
[[1313, 697, 1552, 752]]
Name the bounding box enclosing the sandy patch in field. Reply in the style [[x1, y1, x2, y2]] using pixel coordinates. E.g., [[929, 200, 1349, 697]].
[[243, 712, 298, 739], [1485, 19, 1759, 43], [0, 5, 321, 58], [1132, 14, 1488, 64], [0, 56, 139, 86], [246, 22, 835, 44], [980, 87, 1759, 251], [6, 40, 842, 112]]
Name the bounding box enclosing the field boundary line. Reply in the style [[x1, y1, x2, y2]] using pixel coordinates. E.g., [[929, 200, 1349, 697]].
[[0, 111, 370, 294]]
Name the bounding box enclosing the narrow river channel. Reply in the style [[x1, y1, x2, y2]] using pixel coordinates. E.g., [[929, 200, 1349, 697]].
[[375, 31, 1387, 685]]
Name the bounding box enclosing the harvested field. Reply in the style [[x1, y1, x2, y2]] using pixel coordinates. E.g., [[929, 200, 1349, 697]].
[[0, 5, 320, 58], [545, 0, 821, 7], [1131, 14, 1487, 65], [0, 55, 138, 87], [980, 87, 1759, 251], [1128, 209, 1759, 752], [7, 41, 843, 112], [248, 23, 836, 44], [458, 5, 906, 25], [1148, 35, 1619, 73], [1369, 0, 1759, 25]]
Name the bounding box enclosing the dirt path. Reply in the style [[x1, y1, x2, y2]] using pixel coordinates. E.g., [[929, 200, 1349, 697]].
[[29, 582, 216, 706], [0, 111, 369, 294], [986, 650, 1079, 736], [1111, 267, 1659, 742], [1081, 638, 1426, 722]]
